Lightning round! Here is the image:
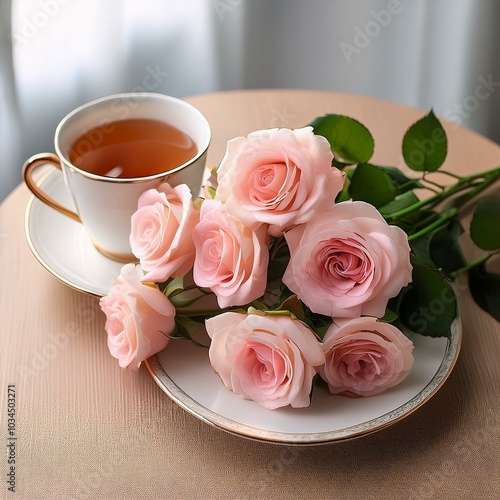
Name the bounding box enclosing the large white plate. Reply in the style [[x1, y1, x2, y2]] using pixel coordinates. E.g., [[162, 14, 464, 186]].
[[25, 168, 124, 297], [26, 169, 462, 445], [146, 319, 461, 445]]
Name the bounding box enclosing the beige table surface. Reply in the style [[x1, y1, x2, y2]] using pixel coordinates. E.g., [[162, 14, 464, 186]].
[[1, 89, 499, 500]]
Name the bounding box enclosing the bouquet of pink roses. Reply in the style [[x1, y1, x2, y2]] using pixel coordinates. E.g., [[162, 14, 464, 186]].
[[100, 111, 500, 410]]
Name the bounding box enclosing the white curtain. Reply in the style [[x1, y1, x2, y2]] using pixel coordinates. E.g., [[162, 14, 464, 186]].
[[1, 0, 499, 202]]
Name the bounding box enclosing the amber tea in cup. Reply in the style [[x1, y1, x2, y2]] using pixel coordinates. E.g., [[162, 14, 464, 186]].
[[69, 118, 198, 178]]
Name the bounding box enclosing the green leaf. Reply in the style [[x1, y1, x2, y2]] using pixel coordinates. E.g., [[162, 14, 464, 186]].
[[205, 185, 216, 200], [173, 316, 209, 347], [402, 110, 448, 172], [163, 277, 184, 297], [409, 236, 437, 268], [379, 190, 419, 216], [169, 288, 207, 308], [331, 158, 352, 170], [309, 114, 374, 164], [378, 308, 398, 323], [349, 163, 398, 207], [470, 196, 500, 251], [429, 220, 466, 275], [378, 166, 424, 192], [387, 291, 406, 322], [274, 294, 306, 321], [398, 263, 457, 338], [469, 264, 500, 322]]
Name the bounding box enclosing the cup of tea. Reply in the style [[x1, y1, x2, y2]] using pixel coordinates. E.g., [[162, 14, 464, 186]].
[[23, 92, 211, 262]]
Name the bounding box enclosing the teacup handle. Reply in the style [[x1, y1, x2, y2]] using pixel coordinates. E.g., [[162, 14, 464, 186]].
[[23, 153, 81, 223]]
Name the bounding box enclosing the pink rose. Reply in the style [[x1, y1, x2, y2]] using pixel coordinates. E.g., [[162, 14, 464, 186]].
[[319, 317, 414, 397], [99, 264, 175, 370], [206, 309, 325, 409], [130, 183, 198, 283], [193, 200, 270, 308], [215, 127, 344, 236], [283, 200, 412, 318]]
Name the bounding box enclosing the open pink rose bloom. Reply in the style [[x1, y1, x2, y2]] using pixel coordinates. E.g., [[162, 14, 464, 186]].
[[206, 310, 325, 409], [99, 264, 175, 370], [130, 183, 199, 283], [319, 317, 415, 397], [193, 200, 269, 308], [215, 126, 345, 236], [283, 200, 412, 318]]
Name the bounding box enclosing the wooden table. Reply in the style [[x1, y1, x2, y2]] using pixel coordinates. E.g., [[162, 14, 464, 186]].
[[1, 90, 499, 499]]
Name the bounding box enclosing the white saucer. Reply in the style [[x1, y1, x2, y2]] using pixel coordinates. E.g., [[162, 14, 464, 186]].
[[25, 168, 124, 297]]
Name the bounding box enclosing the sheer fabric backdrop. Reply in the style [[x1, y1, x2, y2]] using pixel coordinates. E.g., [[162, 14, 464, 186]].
[[1, 0, 498, 201]]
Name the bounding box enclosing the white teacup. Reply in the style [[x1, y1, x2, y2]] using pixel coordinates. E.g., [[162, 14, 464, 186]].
[[23, 93, 211, 262]]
